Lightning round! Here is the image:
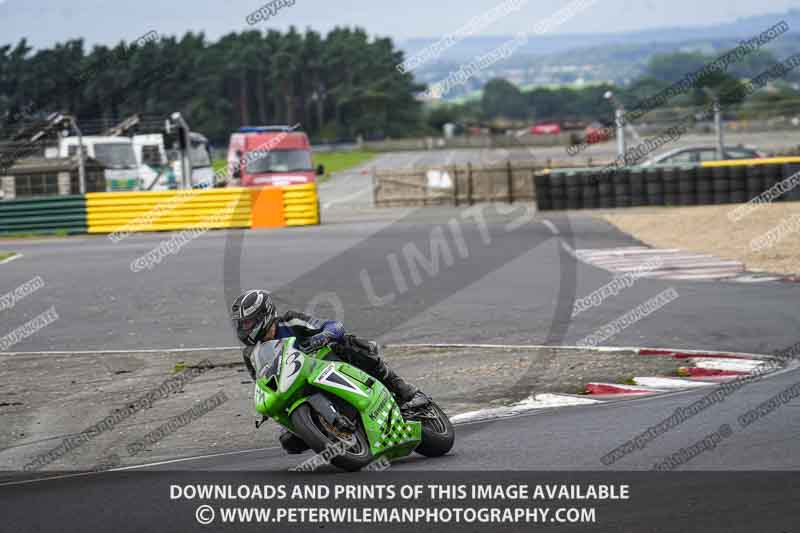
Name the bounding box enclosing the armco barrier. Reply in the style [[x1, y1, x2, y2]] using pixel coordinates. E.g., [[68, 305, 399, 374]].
[[537, 157, 800, 211], [86, 188, 253, 234], [2, 185, 319, 235], [283, 183, 319, 226], [0, 195, 87, 235]]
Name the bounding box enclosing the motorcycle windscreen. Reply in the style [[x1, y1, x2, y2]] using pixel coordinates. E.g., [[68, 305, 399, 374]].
[[253, 340, 284, 380]]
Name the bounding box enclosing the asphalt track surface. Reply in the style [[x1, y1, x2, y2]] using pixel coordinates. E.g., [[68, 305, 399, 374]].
[[2, 159, 800, 531], [2, 205, 800, 469], [2, 207, 799, 354]]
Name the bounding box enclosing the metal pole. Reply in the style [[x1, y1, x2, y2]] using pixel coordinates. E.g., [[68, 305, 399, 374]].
[[371, 167, 378, 207], [171, 113, 193, 189], [467, 162, 474, 206], [452, 165, 459, 207], [71, 117, 86, 194], [714, 100, 725, 160], [615, 107, 626, 159], [182, 142, 191, 189], [507, 160, 514, 204]]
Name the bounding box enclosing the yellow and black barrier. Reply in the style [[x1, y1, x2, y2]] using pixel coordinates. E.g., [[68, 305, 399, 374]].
[[82, 184, 318, 234]]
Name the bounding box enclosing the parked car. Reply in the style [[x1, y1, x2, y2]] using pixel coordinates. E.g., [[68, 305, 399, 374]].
[[227, 126, 323, 187], [584, 122, 610, 144], [642, 145, 765, 166], [530, 122, 561, 135]]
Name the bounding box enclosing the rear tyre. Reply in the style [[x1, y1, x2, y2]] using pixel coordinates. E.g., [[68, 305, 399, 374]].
[[413, 401, 455, 457], [290, 403, 373, 472]]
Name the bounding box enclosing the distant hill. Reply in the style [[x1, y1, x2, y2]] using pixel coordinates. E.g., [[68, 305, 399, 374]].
[[399, 8, 800, 62], [401, 9, 800, 96]]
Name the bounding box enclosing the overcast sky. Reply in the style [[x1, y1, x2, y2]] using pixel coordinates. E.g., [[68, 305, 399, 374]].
[[0, 0, 797, 50]]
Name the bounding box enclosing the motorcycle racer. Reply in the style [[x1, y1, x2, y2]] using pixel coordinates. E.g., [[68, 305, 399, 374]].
[[231, 289, 431, 454]]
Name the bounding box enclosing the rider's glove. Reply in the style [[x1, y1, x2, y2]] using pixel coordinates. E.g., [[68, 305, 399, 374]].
[[304, 332, 337, 352]]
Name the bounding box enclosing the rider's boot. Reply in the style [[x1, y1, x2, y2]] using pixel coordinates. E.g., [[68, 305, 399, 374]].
[[279, 429, 310, 455], [383, 367, 432, 416]]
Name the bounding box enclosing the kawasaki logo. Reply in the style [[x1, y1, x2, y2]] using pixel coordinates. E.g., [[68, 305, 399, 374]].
[[369, 392, 390, 420]]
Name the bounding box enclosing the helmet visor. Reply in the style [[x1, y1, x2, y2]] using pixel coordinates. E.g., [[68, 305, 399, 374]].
[[233, 315, 276, 340], [237, 318, 259, 331]]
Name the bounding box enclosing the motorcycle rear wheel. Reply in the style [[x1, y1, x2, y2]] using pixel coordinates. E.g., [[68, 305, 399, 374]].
[[414, 401, 455, 457]]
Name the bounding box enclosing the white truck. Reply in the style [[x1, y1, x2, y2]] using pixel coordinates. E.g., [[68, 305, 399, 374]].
[[55, 136, 141, 191], [133, 132, 214, 190]]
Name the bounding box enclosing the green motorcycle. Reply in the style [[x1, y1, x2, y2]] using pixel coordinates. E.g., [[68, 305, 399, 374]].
[[252, 337, 455, 471]]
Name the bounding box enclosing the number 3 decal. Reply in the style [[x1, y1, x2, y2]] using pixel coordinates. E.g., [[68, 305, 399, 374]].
[[279, 350, 304, 392]]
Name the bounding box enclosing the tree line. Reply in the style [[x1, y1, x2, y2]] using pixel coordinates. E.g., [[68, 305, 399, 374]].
[[429, 49, 800, 129], [0, 27, 425, 144], [2, 30, 798, 146]]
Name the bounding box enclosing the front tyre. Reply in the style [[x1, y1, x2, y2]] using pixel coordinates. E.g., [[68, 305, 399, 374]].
[[414, 401, 455, 457], [290, 403, 373, 472]]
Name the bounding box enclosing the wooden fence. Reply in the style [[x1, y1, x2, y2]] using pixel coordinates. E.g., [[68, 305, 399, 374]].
[[373, 160, 595, 207]]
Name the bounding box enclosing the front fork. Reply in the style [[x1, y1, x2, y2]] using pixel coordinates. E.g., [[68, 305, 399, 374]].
[[254, 393, 353, 433]]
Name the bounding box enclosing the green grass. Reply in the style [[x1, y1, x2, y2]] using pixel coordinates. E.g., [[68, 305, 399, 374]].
[[212, 159, 227, 174], [314, 151, 375, 181], [0, 252, 17, 262], [0, 229, 71, 239], [212, 150, 376, 183]]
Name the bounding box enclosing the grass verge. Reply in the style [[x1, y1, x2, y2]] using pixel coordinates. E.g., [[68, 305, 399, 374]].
[[0, 252, 17, 262], [314, 151, 375, 181]]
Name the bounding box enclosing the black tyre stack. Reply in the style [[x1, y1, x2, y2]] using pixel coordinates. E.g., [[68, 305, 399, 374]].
[[565, 170, 583, 210], [629, 168, 646, 206], [597, 172, 615, 208], [762, 163, 781, 195], [582, 173, 599, 209], [534, 173, 552, 211], [550, 172, 566, 210], [696, 166, 714, 205], [782, 162, 800, 202], [645, 167, 664, 206], [613, 169, 632, 208], [745, 164, 765, 202], [711, 166, 730, 204], [678, 164, 697, 206], [663, 166, 680, 206], [729, 165, 747, 204]]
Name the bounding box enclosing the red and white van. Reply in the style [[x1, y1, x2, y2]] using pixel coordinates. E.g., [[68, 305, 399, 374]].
[[227, 126, 323, 187]]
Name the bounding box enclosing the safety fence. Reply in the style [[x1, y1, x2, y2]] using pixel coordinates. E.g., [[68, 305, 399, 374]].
[[373, 161, 587, 207], [536, 157, 800, 211], [0, 185, 318, 236]]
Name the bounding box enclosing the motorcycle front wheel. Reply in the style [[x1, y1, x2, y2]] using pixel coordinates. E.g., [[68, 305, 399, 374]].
[[290, 403, 373, 472]]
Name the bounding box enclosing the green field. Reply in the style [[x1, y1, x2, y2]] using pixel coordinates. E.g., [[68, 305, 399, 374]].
[[212, 150, 375, 182], [0, 252, 17, 262], [314, 151, 375, 180]]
